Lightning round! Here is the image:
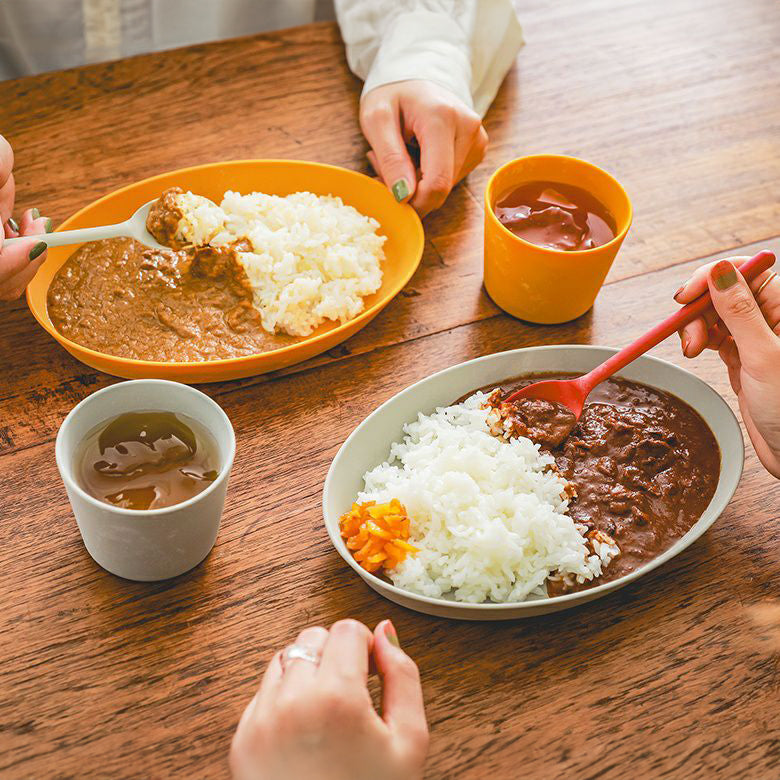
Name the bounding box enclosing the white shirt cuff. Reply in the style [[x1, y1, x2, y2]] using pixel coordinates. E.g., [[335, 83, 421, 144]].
[[360, 11, 474, 111]]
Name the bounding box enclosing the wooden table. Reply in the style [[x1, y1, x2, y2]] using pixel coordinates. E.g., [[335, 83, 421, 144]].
[[2, 1, 779, 776]]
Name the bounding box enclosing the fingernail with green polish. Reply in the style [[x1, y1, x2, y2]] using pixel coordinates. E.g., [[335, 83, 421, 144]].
[[392, 179, 410, 203], [7, 216, 19, 233], [384, 620, 400, 648], [30, 208, 40, 220], [712, 260, 737, 291], [45, 217, 53, 233], [29, 241, 47, 261]]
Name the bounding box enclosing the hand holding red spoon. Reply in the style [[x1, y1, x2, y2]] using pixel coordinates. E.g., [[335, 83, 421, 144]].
[[505, 250, 777, 422]]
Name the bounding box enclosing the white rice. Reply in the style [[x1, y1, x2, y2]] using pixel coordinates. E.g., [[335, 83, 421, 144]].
[[358, 391, 616, 604], [173, 190, 385, 337], [175, 192, 226, 245]]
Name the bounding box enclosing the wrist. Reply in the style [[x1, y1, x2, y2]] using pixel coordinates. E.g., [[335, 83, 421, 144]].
[[361, 78, 471, 114]]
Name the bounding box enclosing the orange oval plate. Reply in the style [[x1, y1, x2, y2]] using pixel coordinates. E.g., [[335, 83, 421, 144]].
[[27, 160, 424, 383]]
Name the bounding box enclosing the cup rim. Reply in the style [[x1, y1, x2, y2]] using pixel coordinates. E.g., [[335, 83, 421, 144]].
[[484, 153, 633, 257], [55, 379, 236, 517]]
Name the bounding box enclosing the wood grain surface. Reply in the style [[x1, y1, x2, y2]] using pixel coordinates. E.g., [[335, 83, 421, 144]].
[[1, 0, 779, 777]]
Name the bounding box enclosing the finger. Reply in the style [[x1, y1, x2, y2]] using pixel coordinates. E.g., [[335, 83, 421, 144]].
[[717, 336, 743, 396], [750, 268, 779, 297], [318, 618, 373, 686], [4, 214, 20, 238], [252, 650, 284, 715], [673, 256, 747, 304], [0, 173, 15, 229], [373, 620, 428, 756], [360, 99, 417, 203], [452, 117, 485, 185], [673, 255, 775, 304], [754, 272, 780, 333], [0, 249, 48, 300], [278, 626, 329, 691], [679, 317, 704, 358], [0, 255, 48, 301], [238, 649, 284, 730], [367, 150, 379, 177], [454, 126, 488, 185], [19, 208, 51, 236], [0, 237, 47, 294], [718, 336, 741, 372], [679, 308, 719, 357], [707, 259, 777, 369], [0, 136, 14, 224], [706, 320, 730, 351], [0, 214, 54, 300], [410, 118, 456, 217]]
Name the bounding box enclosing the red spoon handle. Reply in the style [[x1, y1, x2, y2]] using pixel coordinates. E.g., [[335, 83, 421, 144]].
[[581, 250, 776, 392]]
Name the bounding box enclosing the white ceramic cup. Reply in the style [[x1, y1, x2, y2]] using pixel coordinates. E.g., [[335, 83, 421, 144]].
[[56, 380, 236, 581]]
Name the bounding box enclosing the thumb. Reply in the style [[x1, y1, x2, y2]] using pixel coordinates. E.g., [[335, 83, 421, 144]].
[[373, 620, 428, 756], [0, 235, 46, 275], [708, 259, 777, 367]]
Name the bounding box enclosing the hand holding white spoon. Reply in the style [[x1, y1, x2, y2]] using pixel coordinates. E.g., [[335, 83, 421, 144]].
[[3, 200, 167, 251]]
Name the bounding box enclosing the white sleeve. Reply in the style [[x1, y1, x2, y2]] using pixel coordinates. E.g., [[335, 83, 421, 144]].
[[334, 0, 524, 118]]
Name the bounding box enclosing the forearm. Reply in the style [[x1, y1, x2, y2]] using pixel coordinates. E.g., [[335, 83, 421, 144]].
[[335, 0, 523, 117]]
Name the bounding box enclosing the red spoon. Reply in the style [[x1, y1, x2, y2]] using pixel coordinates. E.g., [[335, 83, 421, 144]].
[[505, 250, 776, 418]]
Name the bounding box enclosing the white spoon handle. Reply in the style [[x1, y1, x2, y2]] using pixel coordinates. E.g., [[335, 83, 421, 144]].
[[4, 221, 128, 248]]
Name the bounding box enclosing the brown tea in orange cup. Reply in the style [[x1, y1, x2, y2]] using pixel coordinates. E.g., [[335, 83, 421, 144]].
[[484, 154, 632, 324]]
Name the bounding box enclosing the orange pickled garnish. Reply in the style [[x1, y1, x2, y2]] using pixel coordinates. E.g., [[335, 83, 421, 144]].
[[339, 499, 419, 574]]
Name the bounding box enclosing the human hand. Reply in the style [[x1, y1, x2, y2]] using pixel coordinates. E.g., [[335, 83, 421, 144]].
[[230, 619, 428, 780], [675, 256, 780, 478], [1, 134, 50, 301], [360, 79, 487, 217]]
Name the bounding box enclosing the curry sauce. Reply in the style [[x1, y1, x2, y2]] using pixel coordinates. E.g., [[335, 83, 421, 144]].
[[473, 375, 721, 593], [47, 237, 296, 362]]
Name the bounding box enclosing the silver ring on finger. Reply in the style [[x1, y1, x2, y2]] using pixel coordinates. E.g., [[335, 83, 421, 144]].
[[281, 644, 321, 671], [755, 272, 777, 298]]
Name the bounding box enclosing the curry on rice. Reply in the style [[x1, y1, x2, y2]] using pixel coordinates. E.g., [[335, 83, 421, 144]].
[[46, 186, 385, 362]]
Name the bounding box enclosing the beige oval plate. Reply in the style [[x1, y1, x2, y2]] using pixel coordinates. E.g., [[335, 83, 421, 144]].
[[323, 345, 743, 620]]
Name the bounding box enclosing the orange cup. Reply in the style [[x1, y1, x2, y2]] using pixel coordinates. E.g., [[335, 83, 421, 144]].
[[484, 154, 632, 324]]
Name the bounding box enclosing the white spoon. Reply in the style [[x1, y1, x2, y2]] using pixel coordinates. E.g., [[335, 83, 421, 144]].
[[4, 200, 167, 251]]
